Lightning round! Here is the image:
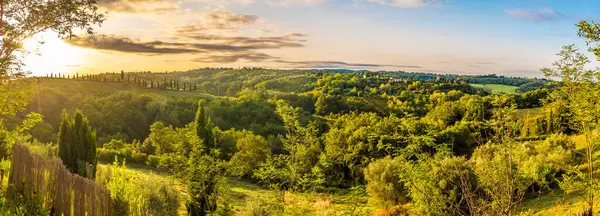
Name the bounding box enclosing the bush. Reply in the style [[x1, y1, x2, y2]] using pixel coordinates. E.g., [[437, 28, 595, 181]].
[[406, 156, 470, 215], [228, 130, 271, 178], [468, 139, 573, 214], [363, 156, 408, 208], [2, 189, 49, 216], [131, 151, 148, 165], [147, 155, 160, 167], [97, 148, 126, 163], [97, 148, 148, 165]]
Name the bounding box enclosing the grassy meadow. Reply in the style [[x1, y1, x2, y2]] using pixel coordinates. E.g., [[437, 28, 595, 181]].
[[470, 83, 518, 93]]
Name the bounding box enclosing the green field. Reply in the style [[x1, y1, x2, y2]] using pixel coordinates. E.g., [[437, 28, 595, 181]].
[[471, 83, 518, 93]]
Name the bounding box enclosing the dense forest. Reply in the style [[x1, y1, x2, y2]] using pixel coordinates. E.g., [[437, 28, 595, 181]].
[[2, 1, 600, 215]]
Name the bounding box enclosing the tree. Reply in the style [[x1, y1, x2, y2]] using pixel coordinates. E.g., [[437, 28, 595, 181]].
[[576, 21, 600, 61], [195, 100, 214, 151], [58, 109, 97, 178], [180, 128, 221, 216], [543, 44, 600, 214], [228, 130, 271, 178], [121, 70, 125, 81]]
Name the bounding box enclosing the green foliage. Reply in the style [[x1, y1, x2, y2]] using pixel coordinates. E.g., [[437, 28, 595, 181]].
[[404, 156, 469, 215], [206, 97, 284, 137], [322, 112, 425, 186], [275, 100, 324, 190], [1, 190, 48, 216], [7, 60, 590, 214], [143, 122, 201, 173], [195, 100, 216, 151], [541, 42, 600, 212], [363, 156, 408, 208], [576, 20, 600, 60], [184, 146, 222, 216], [253, 155, 292, 191], [57, 110, 97, 178], [0, 81, 33, 124], [96, 163, 181, 216], [97, 140, 148, 165], [0, 113, 42, 159], [228, 130, 271, 178]]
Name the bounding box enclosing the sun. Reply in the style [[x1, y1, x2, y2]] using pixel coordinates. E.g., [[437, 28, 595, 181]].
[[22, 31, 86, 77]]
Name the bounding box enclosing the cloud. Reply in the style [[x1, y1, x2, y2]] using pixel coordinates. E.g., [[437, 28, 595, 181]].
[[201, 10, 259, 30], [505, 8, 565, 21], [174, 10, 260, 35], [177, 30, 307, 49], [176, 12, 308, 49], [97, 0, 178, 13], [65, 35, 200, 54], [65, 34, 307, 54], [64, 35, 421, 69], [274, 60, 422, 69], [366, 0, 441, 8], [193, 52, 276, 63], [266, 0, 327, 6]]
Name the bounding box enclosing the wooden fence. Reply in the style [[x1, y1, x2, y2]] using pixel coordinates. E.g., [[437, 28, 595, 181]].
[[7, 144, 111, 216]]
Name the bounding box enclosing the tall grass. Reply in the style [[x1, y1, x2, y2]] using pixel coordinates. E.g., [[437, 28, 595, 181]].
[[96, 162, 181, 216]]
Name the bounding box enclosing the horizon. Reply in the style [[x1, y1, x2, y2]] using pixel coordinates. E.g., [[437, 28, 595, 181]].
[[32, 67, 552, 80], [22, 0, 600, 78]]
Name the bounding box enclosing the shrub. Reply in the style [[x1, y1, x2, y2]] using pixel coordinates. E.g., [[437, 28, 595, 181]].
[[406, 156, 470, 215], [97, 148, 148, 166], [363, 156, 408, 208], [2, 189, 48, 216], [147, 155, 160, 167], [228, 130, 271, 178]]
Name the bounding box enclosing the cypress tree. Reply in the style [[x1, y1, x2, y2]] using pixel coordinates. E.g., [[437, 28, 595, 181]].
[[58, 110, 97, 178], [58, 110, 72, 172], [194, 100, 214, 152], [121, 70, 125, 81]]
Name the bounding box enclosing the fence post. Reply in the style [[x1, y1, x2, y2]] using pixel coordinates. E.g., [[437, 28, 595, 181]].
[[7, 143, 111, 216]]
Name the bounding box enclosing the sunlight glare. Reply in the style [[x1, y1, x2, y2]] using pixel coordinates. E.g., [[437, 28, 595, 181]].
[[22, 31, 86, 77]]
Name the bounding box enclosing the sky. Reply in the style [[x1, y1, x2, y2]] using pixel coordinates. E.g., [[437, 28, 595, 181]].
[[22, 0, 600, 77]]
